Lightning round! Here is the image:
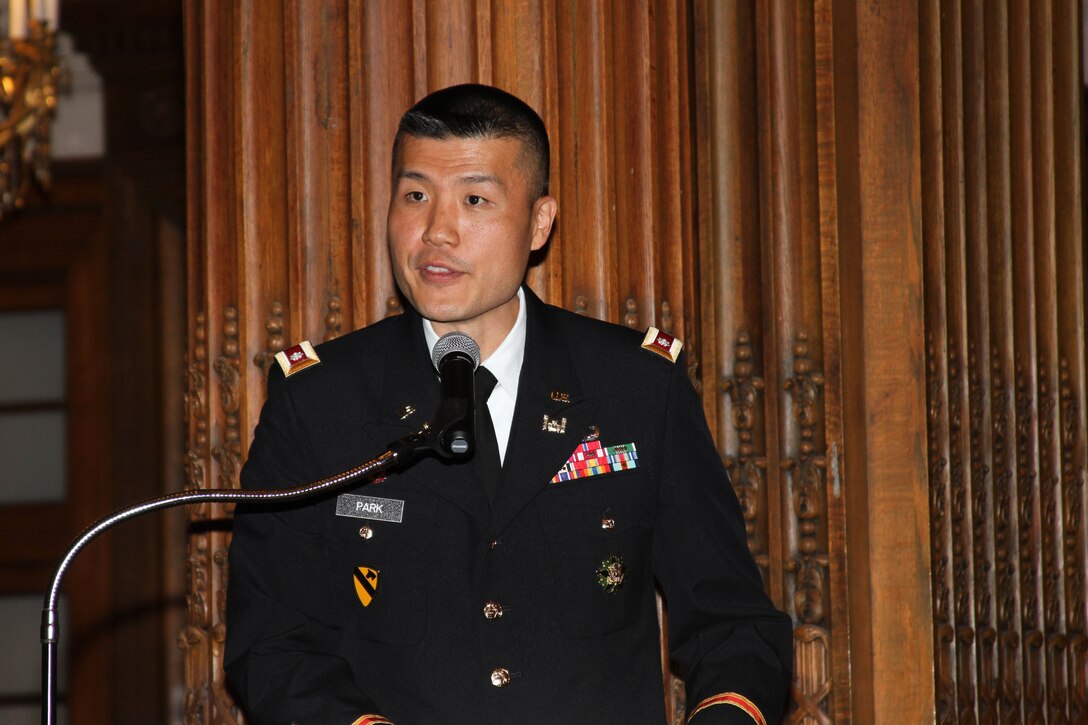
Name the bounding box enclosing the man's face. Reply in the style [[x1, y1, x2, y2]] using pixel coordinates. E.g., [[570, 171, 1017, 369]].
[[388, 135, 556, 356]]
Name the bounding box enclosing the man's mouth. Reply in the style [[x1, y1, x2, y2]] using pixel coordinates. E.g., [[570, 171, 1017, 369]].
[[418, 262, 464, 283]]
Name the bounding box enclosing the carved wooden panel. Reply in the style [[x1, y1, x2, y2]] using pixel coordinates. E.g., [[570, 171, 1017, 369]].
[[185, 0, 1085, 723], [920, 0, 1087, 722]]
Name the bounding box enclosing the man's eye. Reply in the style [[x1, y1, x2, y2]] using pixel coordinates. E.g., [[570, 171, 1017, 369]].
[[466, 195, 486, 206], [406, 191, 426, 202]]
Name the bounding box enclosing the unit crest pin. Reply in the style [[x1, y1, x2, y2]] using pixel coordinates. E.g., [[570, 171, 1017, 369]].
[[597, 555, 625, 593], [542, 414, 567, 434]]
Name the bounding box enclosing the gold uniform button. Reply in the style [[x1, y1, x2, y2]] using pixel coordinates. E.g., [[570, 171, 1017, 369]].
[[483, 601, 504, 620], [358, 525, 374, 539], [490, 667, 511, 688], [600, 518, 616, 529]]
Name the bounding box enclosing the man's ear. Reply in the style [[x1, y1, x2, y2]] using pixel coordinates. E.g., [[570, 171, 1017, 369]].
[[530, 195, 558, 251]]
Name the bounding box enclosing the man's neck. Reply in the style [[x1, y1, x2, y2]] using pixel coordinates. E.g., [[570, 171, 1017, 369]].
[[430, 294, 521, 361]]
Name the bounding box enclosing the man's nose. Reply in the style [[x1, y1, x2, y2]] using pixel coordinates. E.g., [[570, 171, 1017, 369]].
[[422, 201, 458, 246]]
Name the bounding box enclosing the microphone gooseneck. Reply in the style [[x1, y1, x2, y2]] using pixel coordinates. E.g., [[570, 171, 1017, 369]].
[[41, 332, 486, 725]]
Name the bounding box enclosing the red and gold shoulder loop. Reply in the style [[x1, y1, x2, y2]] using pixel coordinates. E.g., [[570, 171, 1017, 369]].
[[641, 326, 683, 363], [274, 341, 321, 377]]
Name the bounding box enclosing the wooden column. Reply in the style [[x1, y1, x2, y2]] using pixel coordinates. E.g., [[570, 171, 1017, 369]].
[[921, 0, 1087, 722]]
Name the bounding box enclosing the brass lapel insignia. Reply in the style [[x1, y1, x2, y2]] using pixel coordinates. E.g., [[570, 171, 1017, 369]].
[[353, 566, 380, 607], [550, 391, 571, 403], [542, 414, 567, 434]]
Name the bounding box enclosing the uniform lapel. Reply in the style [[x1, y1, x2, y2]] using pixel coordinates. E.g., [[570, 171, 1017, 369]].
[[361, 310, 490, 527], [491, 291, 598, 535]]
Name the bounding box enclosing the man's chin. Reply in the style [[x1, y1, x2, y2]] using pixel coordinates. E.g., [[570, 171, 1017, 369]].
[[412, 301, 468, 326]]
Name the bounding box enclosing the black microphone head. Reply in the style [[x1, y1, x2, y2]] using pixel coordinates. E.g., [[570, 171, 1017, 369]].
[[432, 331, 481, 371]]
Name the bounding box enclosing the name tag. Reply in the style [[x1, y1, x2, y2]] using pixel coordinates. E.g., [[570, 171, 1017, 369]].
[[335, 494, 404, 523]]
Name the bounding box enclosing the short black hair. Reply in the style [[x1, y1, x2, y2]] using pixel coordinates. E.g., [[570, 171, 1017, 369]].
[[392, 83, 550, 198]]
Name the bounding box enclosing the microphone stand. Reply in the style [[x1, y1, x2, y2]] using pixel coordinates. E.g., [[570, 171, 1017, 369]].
[[41, 427, 442, 725]]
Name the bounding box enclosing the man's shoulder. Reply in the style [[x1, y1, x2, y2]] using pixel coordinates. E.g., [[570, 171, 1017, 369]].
[[313, 313, 411, 363], [539, 300, 683, 372], [269, 313, 413, 387]]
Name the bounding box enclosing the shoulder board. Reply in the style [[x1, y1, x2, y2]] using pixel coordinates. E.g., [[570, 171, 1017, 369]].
[[641, 327, 683, 363], [275, 341, 321, 377]]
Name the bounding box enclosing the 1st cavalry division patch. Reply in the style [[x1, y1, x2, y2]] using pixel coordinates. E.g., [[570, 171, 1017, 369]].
[[354, 567, 380, 607]]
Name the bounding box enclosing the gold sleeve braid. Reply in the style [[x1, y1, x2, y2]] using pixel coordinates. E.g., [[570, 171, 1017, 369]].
[[687, 692, 766, 725]]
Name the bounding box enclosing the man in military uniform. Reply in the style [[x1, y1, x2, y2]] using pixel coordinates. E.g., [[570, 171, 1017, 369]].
[[225, 83, 793, 725]]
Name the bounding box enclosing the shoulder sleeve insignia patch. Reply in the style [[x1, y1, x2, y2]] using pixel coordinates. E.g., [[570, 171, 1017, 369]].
[[275, 341, 321, 377], [641, 327, 683, 363]]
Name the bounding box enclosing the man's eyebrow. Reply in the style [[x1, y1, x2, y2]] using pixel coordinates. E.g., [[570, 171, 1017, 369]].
[[394, 170, 505, 190], [458, 173, 505, 189]]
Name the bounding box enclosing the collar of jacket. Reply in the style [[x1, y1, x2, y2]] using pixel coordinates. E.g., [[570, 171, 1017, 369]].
[[370, 286, 599, 532]]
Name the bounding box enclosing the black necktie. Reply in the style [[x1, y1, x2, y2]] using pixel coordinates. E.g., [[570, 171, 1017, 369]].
[[474, 367, 502, 505]]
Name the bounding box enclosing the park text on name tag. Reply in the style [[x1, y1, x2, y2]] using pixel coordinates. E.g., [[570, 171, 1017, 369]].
[[335, 494, 404, 523]]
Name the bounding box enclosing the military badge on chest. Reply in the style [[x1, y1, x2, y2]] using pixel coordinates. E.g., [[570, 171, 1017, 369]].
[[597, 555, 626, 593], [353, 567, 380, 607], [551, 439, 639, 483]]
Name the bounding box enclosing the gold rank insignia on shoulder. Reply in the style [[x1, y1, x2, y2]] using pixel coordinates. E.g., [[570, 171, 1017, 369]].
[[641, 326, 682, 363], [353, 566, 379, 607], [275, 341, 321, 377]]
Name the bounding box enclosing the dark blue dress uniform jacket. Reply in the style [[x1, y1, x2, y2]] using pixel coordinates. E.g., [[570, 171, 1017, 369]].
[[225, 288, 793, 724]]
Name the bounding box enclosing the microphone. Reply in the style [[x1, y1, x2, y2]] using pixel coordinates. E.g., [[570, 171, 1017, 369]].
[[430, 331, 481, 457]]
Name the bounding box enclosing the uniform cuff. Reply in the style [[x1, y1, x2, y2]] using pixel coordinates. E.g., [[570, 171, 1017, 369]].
[[350, 716, 393, 725], [687, 692, 766, 725]]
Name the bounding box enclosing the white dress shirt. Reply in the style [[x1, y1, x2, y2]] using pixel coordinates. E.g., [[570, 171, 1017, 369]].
[[423, 287, 526, 465]]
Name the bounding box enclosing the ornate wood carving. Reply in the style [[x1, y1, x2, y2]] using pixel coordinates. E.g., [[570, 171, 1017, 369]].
[[187, 311, 210, 496], [991, 354, 1024, 718], [794, 625, 833, 725], [660, 300, 674, 334], [722, 332, 768, 579], [686, 348, 702, 396], [324, 294, 343, 341], [1060, 357, 1088, 720], [623, 297, 639, 329], [949, 343, 979, 722], [783, 332, 831, 723], [1014, 359, 1045, 722], [927, 330, 956, 723], [212, 306, 243, 494], [1038, 359, 1068, 723], [181, 309, 213, 720], [969, 342, 999, 723], [180, 531, 211, 721], [252, 301, 285, 371]]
